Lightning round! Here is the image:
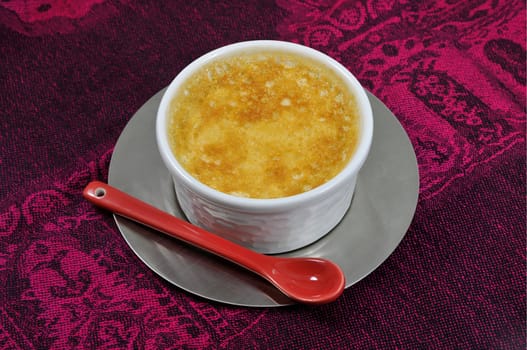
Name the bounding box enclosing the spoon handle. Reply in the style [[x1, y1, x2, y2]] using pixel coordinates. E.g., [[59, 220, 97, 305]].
[[83, 181, 269, 274]]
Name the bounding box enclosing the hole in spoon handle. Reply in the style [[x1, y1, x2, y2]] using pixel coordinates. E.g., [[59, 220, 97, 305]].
[[83, 181, 207, 241], [83, 181, 156, 219], [94, 187, 106, 198]]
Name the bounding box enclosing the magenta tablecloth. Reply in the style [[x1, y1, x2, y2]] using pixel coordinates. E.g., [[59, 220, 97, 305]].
[[1, 1, 525, 349]]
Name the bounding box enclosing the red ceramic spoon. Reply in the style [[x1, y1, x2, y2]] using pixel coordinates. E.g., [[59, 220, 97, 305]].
[[83, 181, 345, 305]]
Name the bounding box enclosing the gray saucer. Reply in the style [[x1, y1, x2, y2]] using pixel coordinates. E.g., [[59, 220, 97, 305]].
[[108, 89, 419, 307]]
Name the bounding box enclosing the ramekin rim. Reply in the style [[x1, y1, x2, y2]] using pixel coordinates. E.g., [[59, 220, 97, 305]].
[[156, 40, 373, 211]]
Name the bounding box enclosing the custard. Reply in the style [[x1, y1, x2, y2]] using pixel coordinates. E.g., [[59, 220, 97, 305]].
[[168, 52, 360, 198]]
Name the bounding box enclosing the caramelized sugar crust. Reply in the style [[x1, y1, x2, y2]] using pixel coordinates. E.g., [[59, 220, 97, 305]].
[[168, 52, 359, 198]]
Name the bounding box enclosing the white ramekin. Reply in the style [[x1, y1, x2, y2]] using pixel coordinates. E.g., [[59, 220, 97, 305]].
[[156, 40, 373, 254]]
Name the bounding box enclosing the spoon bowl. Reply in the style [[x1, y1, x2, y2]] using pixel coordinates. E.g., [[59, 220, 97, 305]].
[[264, 257, 346, 303], [83, 181, 345, 304]]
